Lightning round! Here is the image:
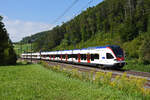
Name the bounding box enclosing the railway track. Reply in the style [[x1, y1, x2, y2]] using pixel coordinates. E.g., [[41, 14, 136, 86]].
[[26, 59, 150, 88]]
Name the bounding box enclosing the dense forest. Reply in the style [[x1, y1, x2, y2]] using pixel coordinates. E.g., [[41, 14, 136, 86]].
[[21, 0, 150, 64], [0, 16, 17, 65]]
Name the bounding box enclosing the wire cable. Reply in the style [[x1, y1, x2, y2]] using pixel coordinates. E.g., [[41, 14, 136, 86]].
[[51, 0, 79, 25], [71, 0, 94, 19]]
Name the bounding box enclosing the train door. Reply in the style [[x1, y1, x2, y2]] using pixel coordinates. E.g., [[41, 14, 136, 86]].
[[53, 55, 55, 60], [50, 55, 51, 60], [78, 53, 81, 63], [105, 53, 114, 65], [60, 55, 62, 61], [66, 54, 68, 62], [72, 54, 73, 62], [87, 53, 90, 63], [99, 51, 106, 65]]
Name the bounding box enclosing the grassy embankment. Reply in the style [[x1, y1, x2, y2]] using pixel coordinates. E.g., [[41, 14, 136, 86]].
[[0, 62, 149, 100], [123, 59, 150, 72]]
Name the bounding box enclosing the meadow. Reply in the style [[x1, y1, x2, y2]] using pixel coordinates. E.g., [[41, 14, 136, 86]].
[[0, 63, 149, 100]]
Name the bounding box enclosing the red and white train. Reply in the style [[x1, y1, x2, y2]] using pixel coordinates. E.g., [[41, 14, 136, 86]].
[[21, 45, 126, 68]]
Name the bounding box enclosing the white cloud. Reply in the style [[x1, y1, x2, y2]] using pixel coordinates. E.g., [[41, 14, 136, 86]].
[[2, 16, 54, 42]]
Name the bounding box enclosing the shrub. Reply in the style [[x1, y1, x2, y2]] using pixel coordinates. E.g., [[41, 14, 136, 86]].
[[40, 62, 150, 97], [139, 33, 150, 64]]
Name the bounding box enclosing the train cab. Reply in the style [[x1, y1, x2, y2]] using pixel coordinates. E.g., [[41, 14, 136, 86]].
[[105, 45, 125, 68]]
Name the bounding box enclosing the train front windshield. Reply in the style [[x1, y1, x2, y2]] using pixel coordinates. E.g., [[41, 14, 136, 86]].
[[110, 46, 124, 58]]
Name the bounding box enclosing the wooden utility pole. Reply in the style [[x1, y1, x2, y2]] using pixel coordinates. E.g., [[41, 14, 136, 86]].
[[20, 41, 22, 58], [31, 41, 32, 63]]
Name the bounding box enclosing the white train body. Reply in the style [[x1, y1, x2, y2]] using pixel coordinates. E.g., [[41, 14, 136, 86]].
[[21, 45, 126, 68]]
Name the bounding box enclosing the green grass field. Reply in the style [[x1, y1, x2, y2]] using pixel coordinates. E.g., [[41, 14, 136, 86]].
[[0, 63, 148, 100]]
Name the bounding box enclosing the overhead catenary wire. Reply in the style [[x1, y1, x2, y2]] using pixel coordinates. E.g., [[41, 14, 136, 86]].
[[51, 0, 79, 25], [68, 0, 95, 49], [71, 0, 95, 19]]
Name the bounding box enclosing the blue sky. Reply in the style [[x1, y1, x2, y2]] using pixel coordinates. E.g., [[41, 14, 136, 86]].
[[0, 0, 103, 42]]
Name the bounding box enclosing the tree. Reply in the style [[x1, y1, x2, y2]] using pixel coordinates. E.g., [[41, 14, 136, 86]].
[[139, 33, 150, 64], [0, 16, 17, 65]]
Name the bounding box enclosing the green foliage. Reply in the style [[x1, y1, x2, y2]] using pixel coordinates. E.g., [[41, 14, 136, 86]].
[[148, 14, 150, 32], [139, 33, 150, 64], [119, 21, 138, 42], [123, 59, 150, 72], [14, 43, 31, 56], [123, 37, 141, 58], [0, 16, 17, 65]]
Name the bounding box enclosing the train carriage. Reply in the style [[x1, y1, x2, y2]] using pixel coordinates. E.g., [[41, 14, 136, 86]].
[[21, 45, 126, 68]]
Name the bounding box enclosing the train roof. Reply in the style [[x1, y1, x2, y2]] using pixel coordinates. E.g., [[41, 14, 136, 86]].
[[80, 45, 120, 50], [23, 45, 121, 54]]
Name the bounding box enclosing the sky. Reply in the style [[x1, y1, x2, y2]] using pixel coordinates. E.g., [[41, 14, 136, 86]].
[[0, 0, 103, 42]]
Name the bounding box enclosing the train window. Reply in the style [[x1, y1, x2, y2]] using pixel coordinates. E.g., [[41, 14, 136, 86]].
[[71, 54, 73, 58], [68, 54, 70, 58], [72, 54, 77, 59], [62, 55, 65, 59], [75, 54, 78, 60], [91, 54, 94, 61], [81, 54, 85, 60], [43, 55, 46, 58], [94, 54, 99, 59], [106, 53, 114, 59], [72, 54, 74, 58], [81, 54, 83, 60], [70, 54, 72, 58], [83, 54, 86, 60]]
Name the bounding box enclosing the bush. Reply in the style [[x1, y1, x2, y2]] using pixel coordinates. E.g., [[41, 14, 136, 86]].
[[123, 37, 141, 59], [139, 33, 150, 64]]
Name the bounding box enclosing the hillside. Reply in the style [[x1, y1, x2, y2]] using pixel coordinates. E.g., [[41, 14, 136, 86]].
[[20, 0, 150, 64]]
